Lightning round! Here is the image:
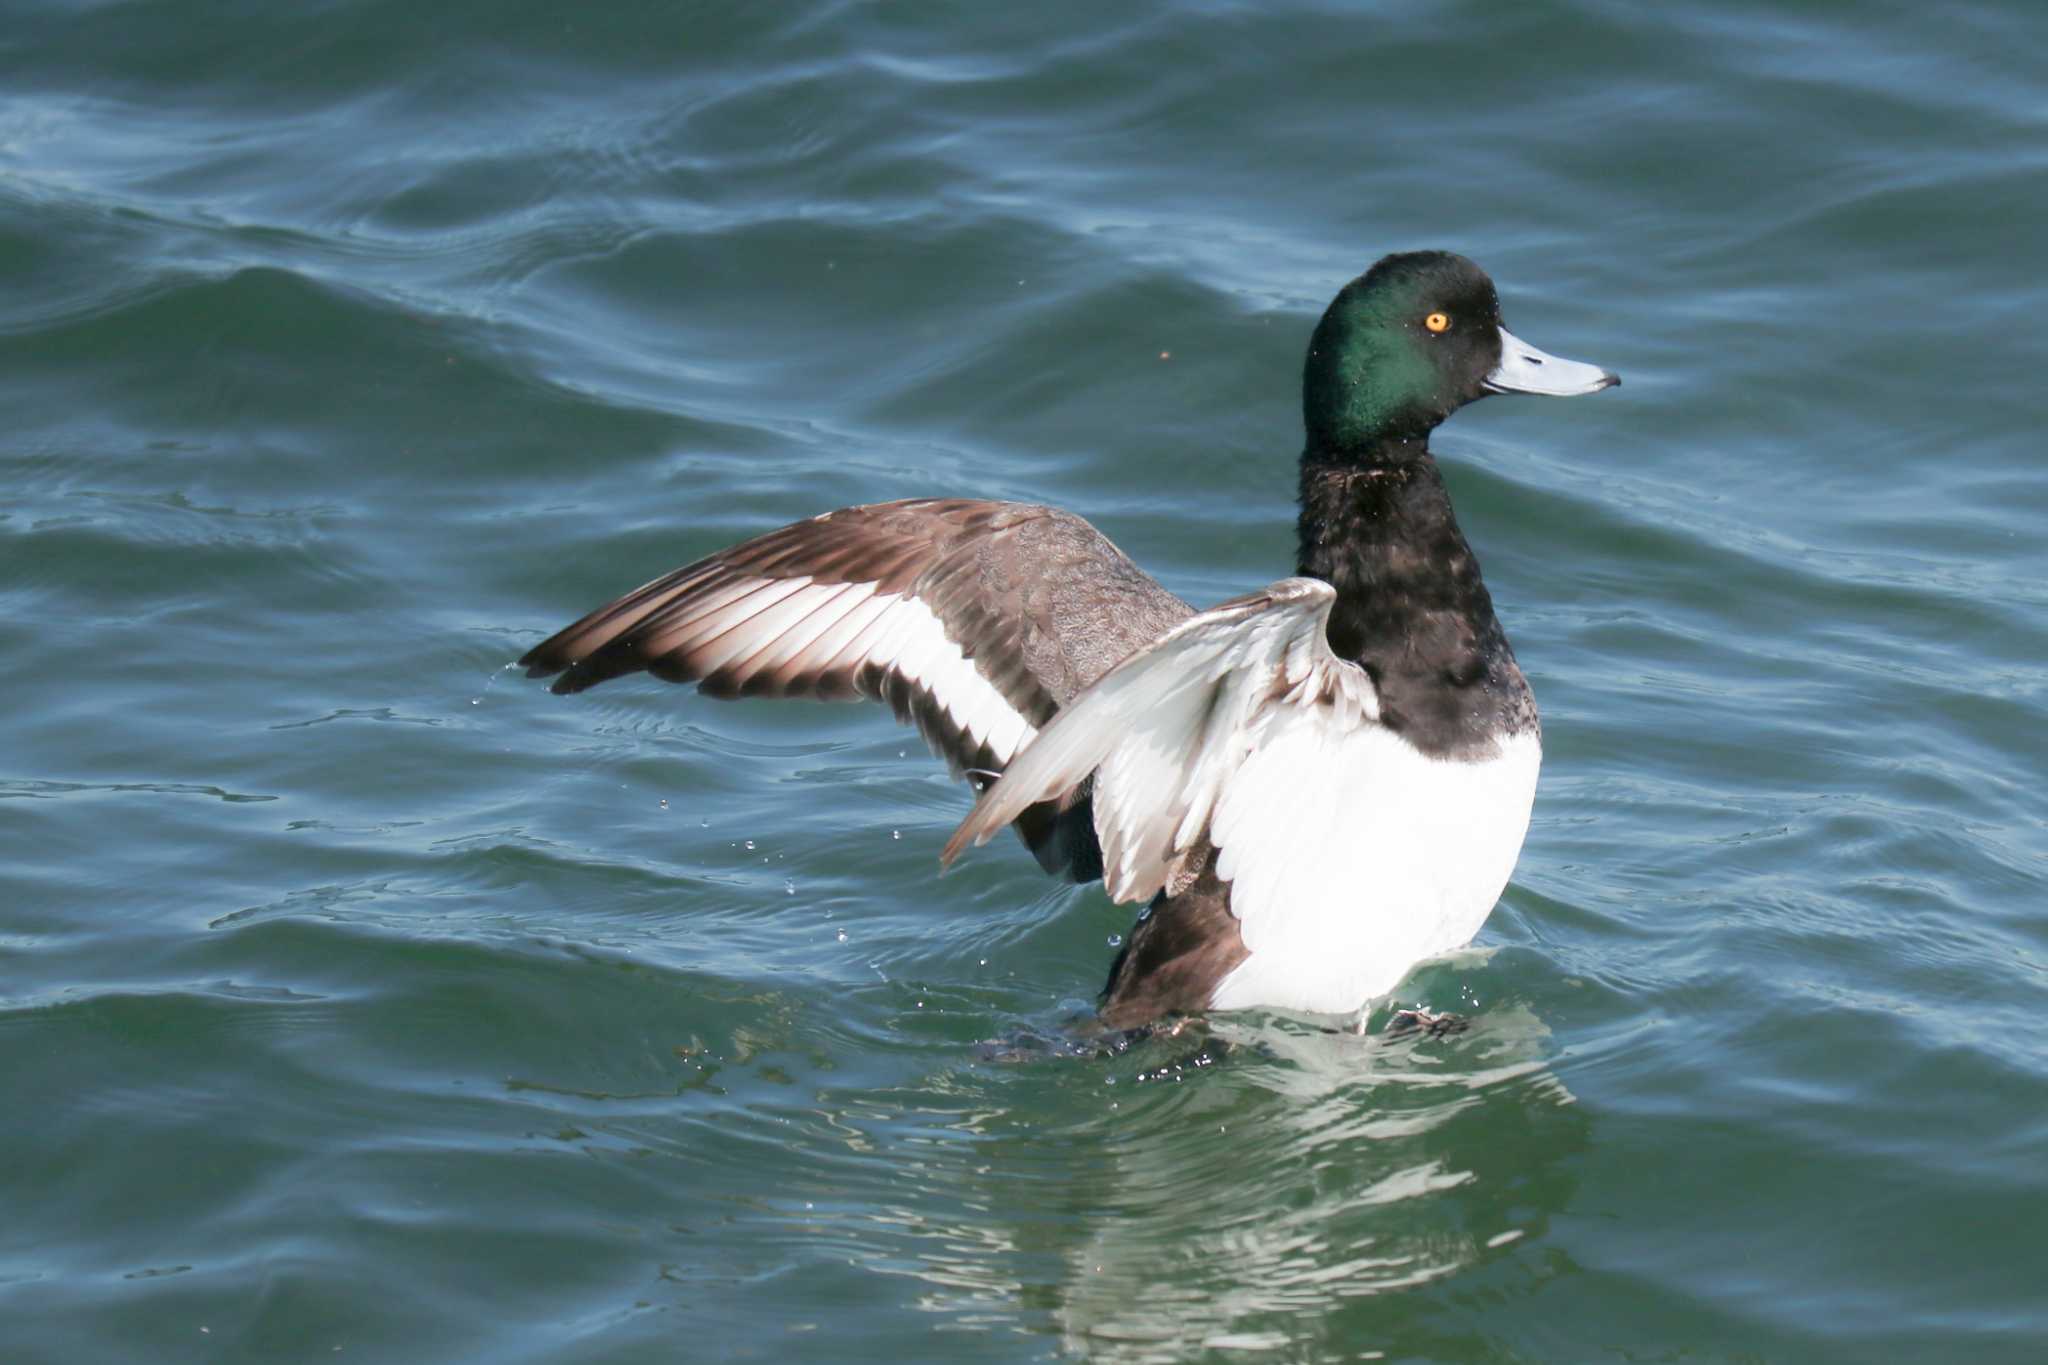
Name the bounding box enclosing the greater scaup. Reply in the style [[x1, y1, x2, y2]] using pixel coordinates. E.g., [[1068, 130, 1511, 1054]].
[[521, 251, 1617, 1028]]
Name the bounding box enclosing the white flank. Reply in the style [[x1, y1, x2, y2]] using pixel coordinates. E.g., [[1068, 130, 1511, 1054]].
[[946, 574, 1542, 1017], [1206, 726, 1540, 1014]]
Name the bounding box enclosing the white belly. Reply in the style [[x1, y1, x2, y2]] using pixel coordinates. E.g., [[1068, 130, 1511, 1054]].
[[1206, 726, 1541, 1016]]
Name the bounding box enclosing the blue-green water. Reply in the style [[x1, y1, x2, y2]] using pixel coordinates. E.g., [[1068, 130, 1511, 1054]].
[[5, 2, 2046, 1360]]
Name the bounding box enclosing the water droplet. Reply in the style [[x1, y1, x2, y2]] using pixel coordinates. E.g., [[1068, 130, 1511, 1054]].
[[743, 840, 755, 851], [1107, 933, 1123, 948]]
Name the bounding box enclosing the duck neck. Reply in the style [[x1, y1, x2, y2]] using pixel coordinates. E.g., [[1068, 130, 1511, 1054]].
[[1295, 440, 1533, 754]]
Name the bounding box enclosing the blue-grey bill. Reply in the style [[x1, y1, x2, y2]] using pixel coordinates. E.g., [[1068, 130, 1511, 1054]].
[[1483, 327, 1619, 396]]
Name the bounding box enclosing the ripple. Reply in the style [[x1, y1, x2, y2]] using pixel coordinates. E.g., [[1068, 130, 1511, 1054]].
[[0, 778, 278, 804], [6, 1, 2048, 1359]]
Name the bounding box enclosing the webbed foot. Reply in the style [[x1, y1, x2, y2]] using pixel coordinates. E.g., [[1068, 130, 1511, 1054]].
[[976, 1012, 1220, 1065], [1386, 1006, 1470, 1039]]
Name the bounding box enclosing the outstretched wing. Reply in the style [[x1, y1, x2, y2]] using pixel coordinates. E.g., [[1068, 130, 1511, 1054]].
[[941, 578, 1379, 901], [521, 498, 1193, 880]]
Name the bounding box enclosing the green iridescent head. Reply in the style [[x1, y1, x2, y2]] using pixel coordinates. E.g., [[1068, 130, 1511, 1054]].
[[1303, 251, 1616, 457]]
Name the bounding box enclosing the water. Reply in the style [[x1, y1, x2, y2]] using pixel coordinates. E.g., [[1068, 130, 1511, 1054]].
[[4, 1, 2045, 1360]]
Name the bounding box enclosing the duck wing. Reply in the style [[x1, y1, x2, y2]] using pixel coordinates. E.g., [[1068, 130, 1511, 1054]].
[[941, 577, 1381, 904], [520, 498, 1194, 880]]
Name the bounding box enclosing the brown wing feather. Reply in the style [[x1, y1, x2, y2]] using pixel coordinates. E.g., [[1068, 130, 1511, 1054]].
[[520, 497, 1195, 882]]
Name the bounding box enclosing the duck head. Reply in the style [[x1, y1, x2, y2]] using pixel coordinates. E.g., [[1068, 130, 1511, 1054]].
[[1302, 251, 1617, 460]]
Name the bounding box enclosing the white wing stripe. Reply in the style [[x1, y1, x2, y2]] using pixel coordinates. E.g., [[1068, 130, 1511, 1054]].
[[724, 581, 876, 683], [643, 576, 814, 656], [712, 581, 859, 682], [695, 578, 843, 655], [645, 573, 799, 644], [985, 700, 1030, 765], [675, 580, 835, 678], [859, 598, 922, 680], [803, 593, 891, 680], [874, 596, 1039, 765], [793, 590, 896, 677], [818, 589, 915, 678], [647, 575, 1039, 767]]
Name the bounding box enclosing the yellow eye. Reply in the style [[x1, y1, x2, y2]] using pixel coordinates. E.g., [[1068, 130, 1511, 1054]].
[[1424, 312, 1451, 333]]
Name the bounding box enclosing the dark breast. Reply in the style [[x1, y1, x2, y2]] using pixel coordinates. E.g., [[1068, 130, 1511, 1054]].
[[1305, 462, 1540, 761], [1358, 638, 1539, 760]]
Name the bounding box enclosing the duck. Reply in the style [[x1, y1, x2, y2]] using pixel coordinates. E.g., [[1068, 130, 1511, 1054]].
[[520, 251, 1618, 1029]]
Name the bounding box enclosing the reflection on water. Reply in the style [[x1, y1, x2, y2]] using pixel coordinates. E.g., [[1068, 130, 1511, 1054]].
[[1053, 1008, 1580, 1359], [806, 1001, 1585, 1359]]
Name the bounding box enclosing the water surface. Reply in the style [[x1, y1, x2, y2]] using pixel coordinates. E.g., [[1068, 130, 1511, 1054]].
[[4, 1, 2046, 1360]]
